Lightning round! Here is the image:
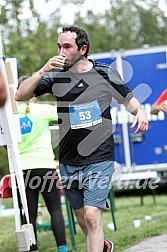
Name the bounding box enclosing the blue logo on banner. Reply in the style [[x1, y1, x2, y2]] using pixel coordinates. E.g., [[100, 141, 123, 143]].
[[20, 116, 33, 135]]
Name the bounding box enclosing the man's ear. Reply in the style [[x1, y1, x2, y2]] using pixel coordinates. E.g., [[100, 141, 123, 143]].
[[80, 45, 87, 56]]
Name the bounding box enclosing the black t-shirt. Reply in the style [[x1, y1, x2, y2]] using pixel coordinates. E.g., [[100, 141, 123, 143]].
[[34, 60, 133, 165]]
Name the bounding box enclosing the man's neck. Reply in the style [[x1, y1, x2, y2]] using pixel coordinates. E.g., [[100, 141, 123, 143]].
[[70, 59, 93, 73]]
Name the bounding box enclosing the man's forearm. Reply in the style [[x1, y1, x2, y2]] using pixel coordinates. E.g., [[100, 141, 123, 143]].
[[15, 69, 44, 101], [124, 97, 143, 115]]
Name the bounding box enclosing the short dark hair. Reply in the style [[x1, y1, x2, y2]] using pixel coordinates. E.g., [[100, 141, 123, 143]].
[[61, 26, 90, 57]]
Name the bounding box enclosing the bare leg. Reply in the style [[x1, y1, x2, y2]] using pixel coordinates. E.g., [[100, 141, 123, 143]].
[[74, 206, 104, 252], [74, 207, 88, 235], [85, 206, 104, 252]]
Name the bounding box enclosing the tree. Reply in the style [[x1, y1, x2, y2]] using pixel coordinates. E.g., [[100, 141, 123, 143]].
[[0, 0, 61, 76], [73, 0, 167, 51]]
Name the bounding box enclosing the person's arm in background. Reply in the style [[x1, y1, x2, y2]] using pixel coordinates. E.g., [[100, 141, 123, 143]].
[[150, 89, 167, 115], [150, 102, 167, 115], [123, 97, 149, 134], [0, 73, 7, 107]]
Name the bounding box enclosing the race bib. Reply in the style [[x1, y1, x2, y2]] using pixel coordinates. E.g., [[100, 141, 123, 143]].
[[69, 100, 102, 129]]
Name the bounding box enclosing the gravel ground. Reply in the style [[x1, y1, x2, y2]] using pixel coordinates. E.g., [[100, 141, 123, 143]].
[[124, 232, 167, 252]]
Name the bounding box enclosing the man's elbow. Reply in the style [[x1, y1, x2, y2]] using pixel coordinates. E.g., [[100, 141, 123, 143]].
[[15, 91, 22, 101], [15, 91, 27, 101], [15, 91, 35, 101]]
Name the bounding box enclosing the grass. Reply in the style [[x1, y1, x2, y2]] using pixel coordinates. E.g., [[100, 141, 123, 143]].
[[0, 193, 167, 251]]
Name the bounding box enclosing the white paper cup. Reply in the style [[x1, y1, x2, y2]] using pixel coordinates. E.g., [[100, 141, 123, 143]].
[[144, 215, 152, 221], [133, 219, 141, 228], [107, 222, 115, 231]]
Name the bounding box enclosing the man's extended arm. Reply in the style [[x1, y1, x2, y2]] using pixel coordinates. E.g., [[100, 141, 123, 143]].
[[15, 55, 66, 101], [15, 70, 44, 101], [124, 97, 149, 134]]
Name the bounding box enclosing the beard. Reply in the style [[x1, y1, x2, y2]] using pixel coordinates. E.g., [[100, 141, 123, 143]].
[[68, 53, 83, 67]]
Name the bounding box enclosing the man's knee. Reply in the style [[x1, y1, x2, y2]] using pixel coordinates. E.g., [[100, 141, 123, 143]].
[[84, 206, 102, 229]]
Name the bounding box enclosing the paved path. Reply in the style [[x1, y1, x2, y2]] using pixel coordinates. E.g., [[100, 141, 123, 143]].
[[124, 232, 167, 252]]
